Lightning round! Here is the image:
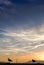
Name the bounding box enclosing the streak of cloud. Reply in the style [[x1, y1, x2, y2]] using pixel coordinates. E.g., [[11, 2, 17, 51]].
[[0, 24, 44, 54]]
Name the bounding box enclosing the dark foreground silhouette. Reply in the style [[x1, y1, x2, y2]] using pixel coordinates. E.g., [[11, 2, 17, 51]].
[[32, 59, 36, 62], [0, 59, 44, 65], [8, 58, 13, 62], [0, 62, 43, 65]]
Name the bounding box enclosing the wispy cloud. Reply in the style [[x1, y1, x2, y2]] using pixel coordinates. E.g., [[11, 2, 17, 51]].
[[0, 0, 16, 21], [0, 24, 44, 54], [0, 0, 12, 5]]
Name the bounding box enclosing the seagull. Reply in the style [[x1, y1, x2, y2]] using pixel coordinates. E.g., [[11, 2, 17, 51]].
[[8, 58, 12, 62], [32, 59, 36, 62]]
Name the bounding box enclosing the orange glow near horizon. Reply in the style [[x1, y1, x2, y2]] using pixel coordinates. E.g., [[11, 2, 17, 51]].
[[0, 52, 44, 63], [35, 52, 44, 61], [0, 53, 40, 63], [38, 54, 44, 60]]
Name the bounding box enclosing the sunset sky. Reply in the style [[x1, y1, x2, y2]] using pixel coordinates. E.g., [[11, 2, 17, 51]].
[[0, 0, 44, 61]]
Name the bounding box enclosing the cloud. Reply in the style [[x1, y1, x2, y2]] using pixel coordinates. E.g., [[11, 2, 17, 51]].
[[0, 24, 44, 54], [0, 0, 44, 55], [32, 44, 44, 49], [0, 0, 12, 5], [0, 1, 44, 30], [0, 0, 16, 18], [3, 0, 12, 5]]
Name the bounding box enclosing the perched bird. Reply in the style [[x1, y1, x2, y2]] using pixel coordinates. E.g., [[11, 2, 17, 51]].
[[32, 59, 36, 62], [8, 58, 12, 62]]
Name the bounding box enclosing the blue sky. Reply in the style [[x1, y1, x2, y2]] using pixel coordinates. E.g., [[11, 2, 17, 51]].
[[0, 0, 44, 55]]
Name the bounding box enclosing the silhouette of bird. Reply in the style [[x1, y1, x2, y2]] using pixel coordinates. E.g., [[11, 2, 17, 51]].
[[8, 58, 12, 62], [32, 59, 36, 62]]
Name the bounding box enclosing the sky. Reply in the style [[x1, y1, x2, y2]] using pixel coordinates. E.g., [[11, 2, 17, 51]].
[[0, 0, 44, 55]]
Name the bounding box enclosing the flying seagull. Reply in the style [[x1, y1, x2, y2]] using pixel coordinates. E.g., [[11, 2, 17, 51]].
[[32, 59, 36, 62], [8, 58, 12, 62]]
